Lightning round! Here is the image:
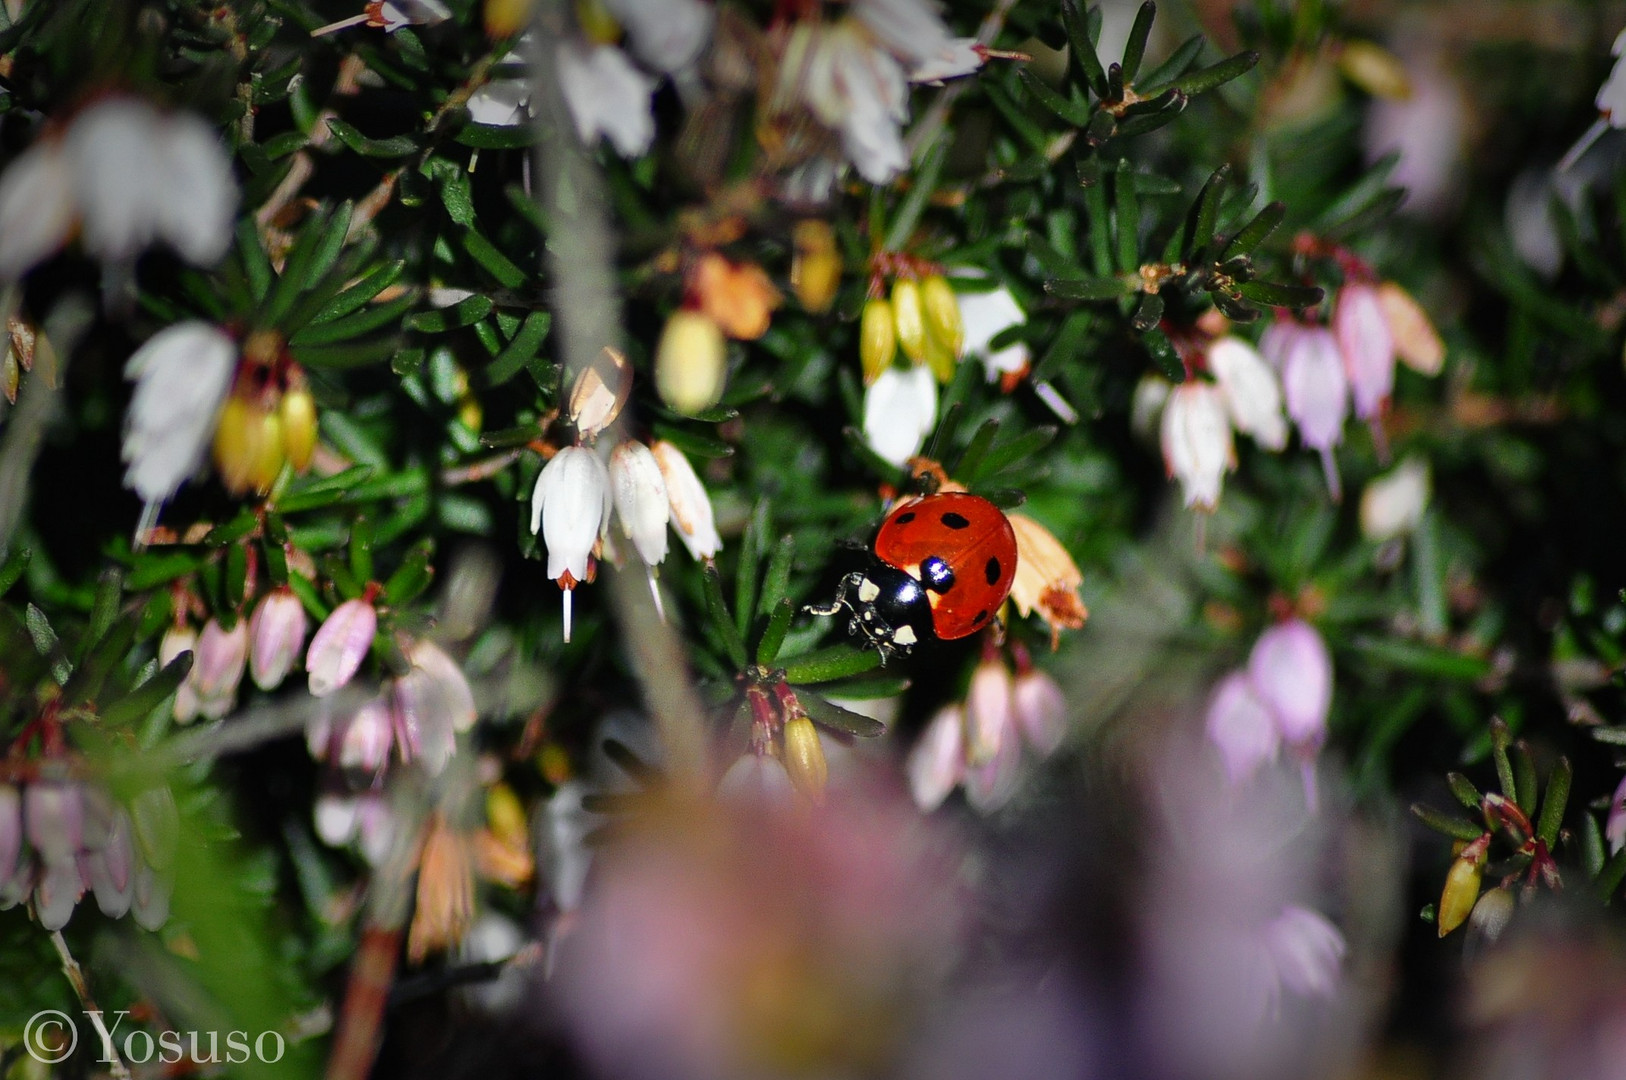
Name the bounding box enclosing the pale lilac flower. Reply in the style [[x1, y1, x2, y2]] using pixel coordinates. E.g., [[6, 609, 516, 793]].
[[604, 0, 713, 74], [906, 704, 966, 812], [191, 616, 249, 720], [85, 807, 134, 919], [1608, 773, 1626, 854], [1279, 325, 1350, 498], [557, 43, 658, 157], [34, 858, 81, 931], [964, 656, 1014, 764], [863, 364, 937, 467], [1262, 904, 1347, 1001], [1012, 668, 1067, 756], [1160, 381, 1234, 510], [718, 753, 797, 807], [610, 440, 671, 568], [306, 596, 379, 697], [958, 284, 1029, 382], [332, 696, 395, 774], [531, 445, 613, 641], [963, 719, 1023, 812], [159, 624, 201, 723], [1362, 52, 1468, 218], [651, 440, 721, 561], [1205, 671, 1281, 785], [1333, 281, 1396, 422], [1208, 336, 1288, 451], [1360, 456, 1430, 541], [1249, 620, 1333, 750], [130, 861, 171, 930], [248, 587, 309, 690], [121, 321, 237, 535], [24, 781, 81, 867], [392, 639, 476, 775]]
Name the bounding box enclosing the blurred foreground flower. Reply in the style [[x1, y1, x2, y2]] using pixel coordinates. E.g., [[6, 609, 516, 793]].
[[0, 96, 236, 279], [554, 778, 965, 1080]]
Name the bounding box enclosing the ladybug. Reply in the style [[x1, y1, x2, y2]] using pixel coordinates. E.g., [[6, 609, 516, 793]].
[[808, 492, 1018, 662]]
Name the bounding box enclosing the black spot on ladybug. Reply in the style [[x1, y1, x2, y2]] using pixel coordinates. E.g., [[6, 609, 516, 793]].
[[895, 511, 916, 525], [972, 610, 988, 625], [921, 556, 956, 593], [941, 512, 970, 530], [985, 557, 1001, 585]]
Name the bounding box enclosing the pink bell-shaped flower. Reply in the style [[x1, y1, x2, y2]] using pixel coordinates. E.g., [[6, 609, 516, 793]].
[[1205, 670, 1282, 785], [907, 704, 966, 813], [192, 616, 249, 720], [1248, 619, 1334, 751], [306, 596, 379, 697], [964, 655, 1015, 765], [249, 587, 309, 691], [1607, 773, 1626, 854], [1012, 668, 1068, 757], [1333, 281, 1396, 424], [1279, 325, 1350, 499]]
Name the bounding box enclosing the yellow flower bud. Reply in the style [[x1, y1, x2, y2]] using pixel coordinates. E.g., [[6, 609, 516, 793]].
[[249, 406, 286, 494], [280, 385, 318, 473], [213, 394, 257, 494], [1337, 40, 1411, 101], [1438, 836, 1488, 937], [860, 297, 897, 385], [781, 715, 828, 804], [486, 782, 528, 849], [891, 278, 928, 365], [923, 328, 957, 384], [655, 310, 728, 416], [571, 0, 618, 44], [791, 220, 841, 314], [920, 274, 964, 359]]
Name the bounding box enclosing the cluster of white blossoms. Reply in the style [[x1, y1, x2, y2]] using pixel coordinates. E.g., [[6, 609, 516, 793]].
[[0, 96, 236, 279]]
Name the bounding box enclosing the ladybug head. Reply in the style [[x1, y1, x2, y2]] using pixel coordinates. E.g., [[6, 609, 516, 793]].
[[826, 560, 938, 662]]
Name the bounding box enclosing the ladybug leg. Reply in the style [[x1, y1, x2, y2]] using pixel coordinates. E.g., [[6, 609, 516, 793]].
[[805, 571, 864, 618]]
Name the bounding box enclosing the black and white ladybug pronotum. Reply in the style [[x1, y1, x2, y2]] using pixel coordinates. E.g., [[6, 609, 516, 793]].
[[808, 492, 1018, 662]]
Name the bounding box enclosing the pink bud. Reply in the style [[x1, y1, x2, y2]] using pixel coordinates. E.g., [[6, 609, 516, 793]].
[[249, 587, 309, 690], [965, 658, 1015, 765], [1012, 669, 1067, 757], [1263, 905, 1346, 999], [1607, 773, 1626, 855], [1160, 382, 1235, 511], [193, 616, 249, 720], [1280, 325, 1349, 498], [338, 696, 395, 774], [392, 639, 476, 776], [907, 705, 966, 812], [159, 624, 200, 723], [306, 597, 378, 697], [964, 716, 1023, 812], [1204, 671, 1281, 784], [1248, 619, 1333, 748], [0, 785, 19, 894], [34, 858, 82, 931], [1333, 282, 1395, 422], [25, 781, 82, 867]]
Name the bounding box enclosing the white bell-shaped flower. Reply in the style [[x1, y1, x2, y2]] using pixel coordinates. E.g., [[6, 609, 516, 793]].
[[959, 285, 1030, 382], [1208, 336, 1288, 451], [1360, 457, 1430, 541], [863, 364, 937, 467], [650, 439, 720, 561], [531, 446, 613, 642], [121, 321, 238, 537], [609, 440, 670, 568], [0, 139, 75, 279], [1160, 381, 1235, 511], [556, 43, 658, 157], [802, 21, 910, 185], [604, 0, 714, 74]]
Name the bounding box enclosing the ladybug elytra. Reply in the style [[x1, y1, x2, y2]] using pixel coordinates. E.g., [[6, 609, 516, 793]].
[[808, 492, 1018, 662]]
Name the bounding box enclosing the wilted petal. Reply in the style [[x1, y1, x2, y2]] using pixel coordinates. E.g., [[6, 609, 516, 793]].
[[1160, 382, 1234, 510], [1376, 282, 1445, 376], [557, 43, 658, 157], [531, 446, 612, 584], [306, 597, 379, 697], [907, 705, 965, 812], [1334, 282, 1395, 421], [610, 440, 671, 567], [1007, 513, 1087, 645], [1249, 620, 1334, 748], [863, 365, 937, 467], [1205, 671, 1281, 784], [121, 322, 238, 505], [249, 587, 309, 690], [1209, 337, 1288, 451], [651, 440, 721, 560], [0, 140, 76, 278]]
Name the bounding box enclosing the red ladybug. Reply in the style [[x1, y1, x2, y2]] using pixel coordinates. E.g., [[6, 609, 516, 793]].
[[808, 492, 1018, 661]]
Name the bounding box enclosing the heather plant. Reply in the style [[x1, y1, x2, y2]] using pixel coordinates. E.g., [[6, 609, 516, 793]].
[[2, 1, 1626, 1077]]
